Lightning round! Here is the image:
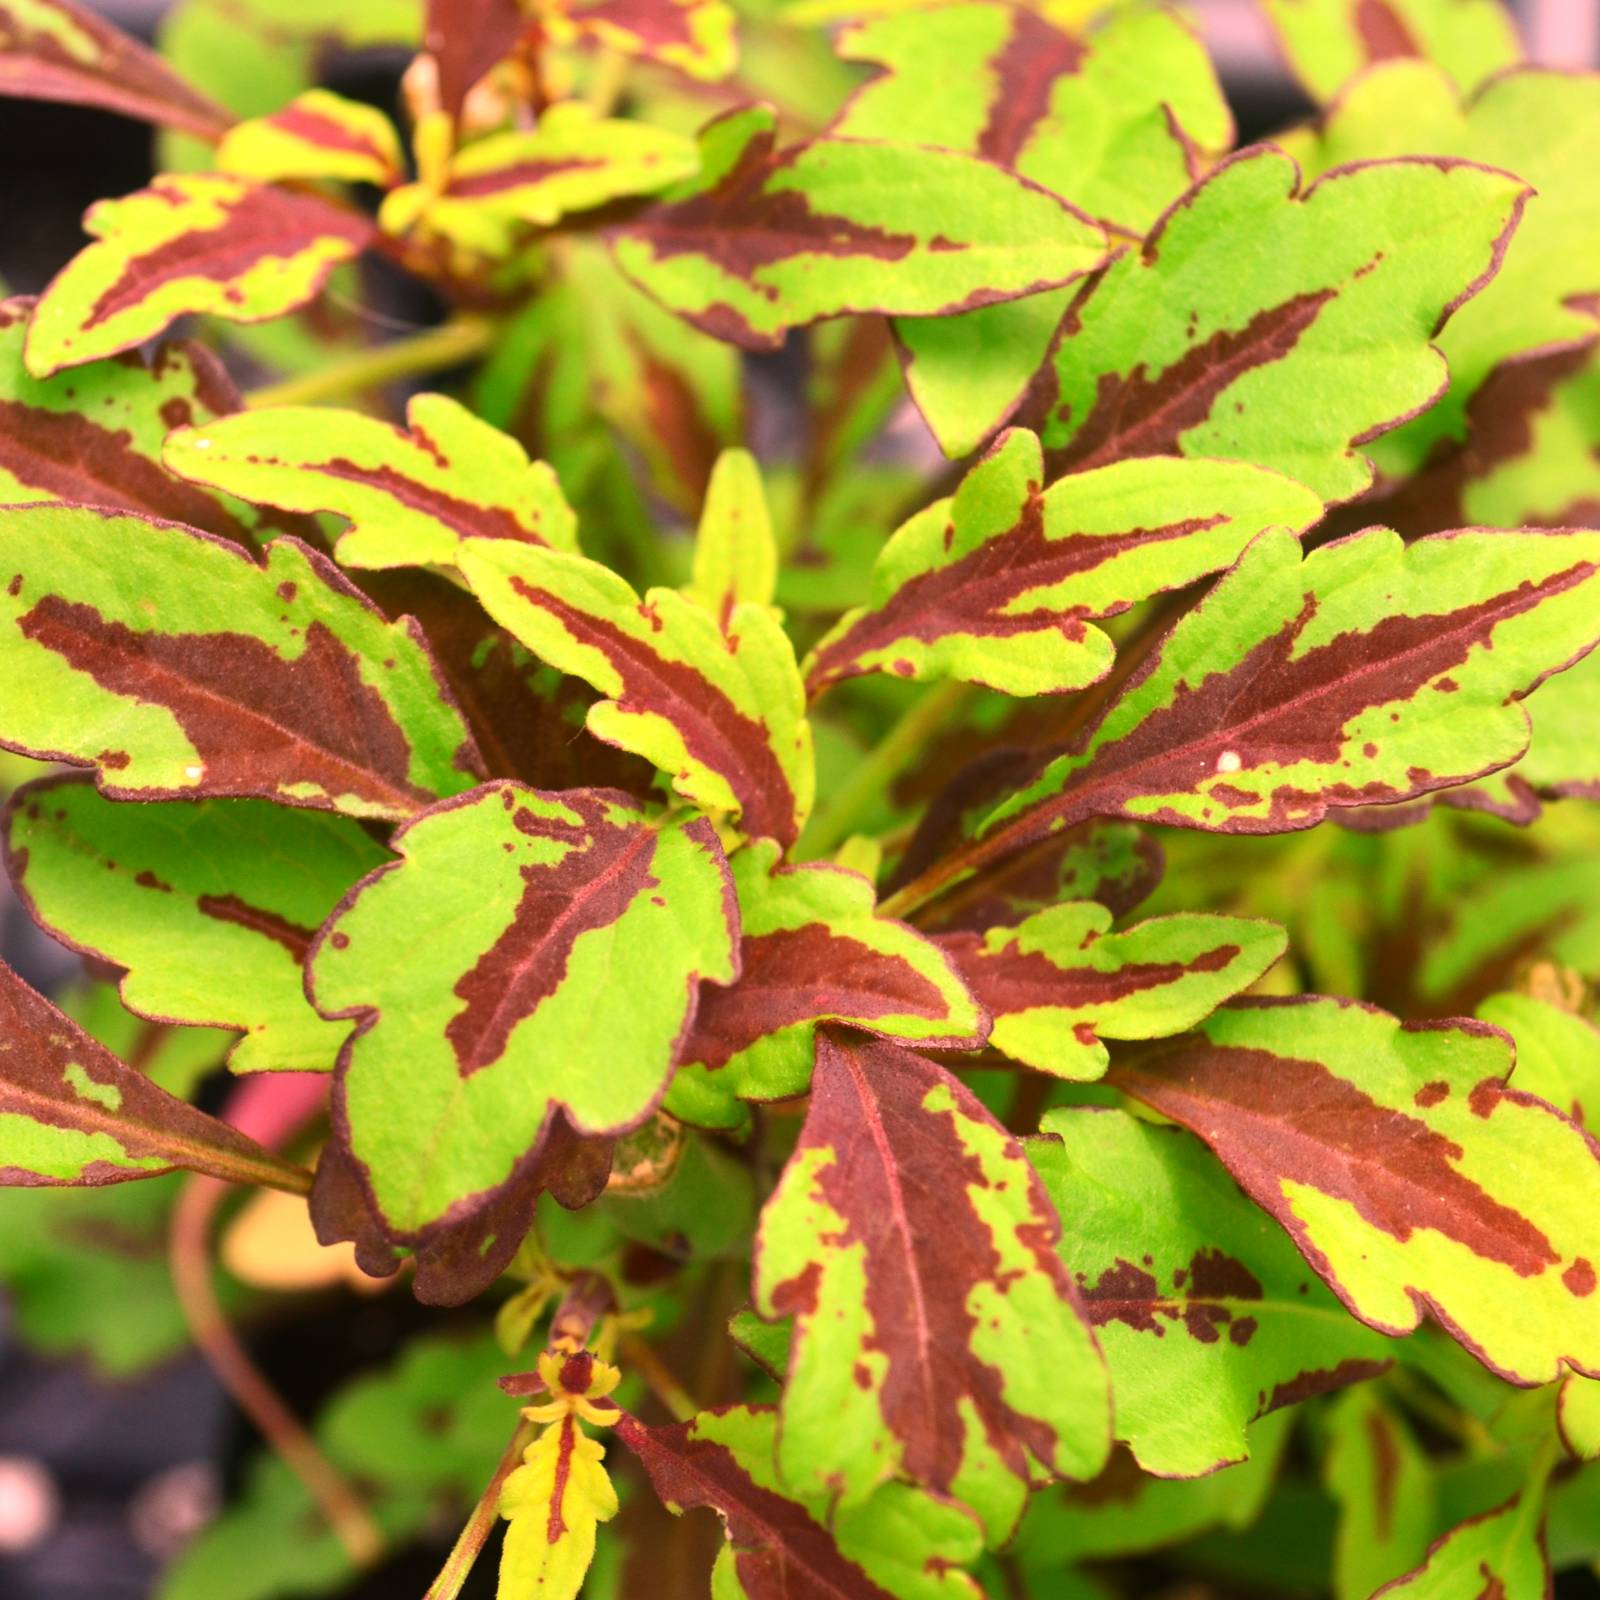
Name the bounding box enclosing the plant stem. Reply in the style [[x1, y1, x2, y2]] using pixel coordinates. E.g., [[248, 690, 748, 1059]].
[[169, 1175, 385, 1568], [799, 679, 976, 863], [619, 1331, 698, 1422], [243, 316, 496, 408], [424, 1415, 537, 1600]]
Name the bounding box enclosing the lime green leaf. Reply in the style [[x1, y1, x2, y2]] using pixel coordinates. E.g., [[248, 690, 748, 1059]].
[[26, 174, 373, 377], [684, 448, 777, 626], [458, 539, 815, 847], [216, 88, 404, 187], [1560, 1373, 1600, 1460], [607, 103, 1108, 353], [5, 774, 390, 1073], [0, 506, 482, 819], [753, 1032, 1109, 1541], [1109, 996, 1600, 1385], [165, 393, 578, 570], [1475, 992, 1600, 1127], [804, 431, 1323, 698], [1032, 1108, 1392, 1477]]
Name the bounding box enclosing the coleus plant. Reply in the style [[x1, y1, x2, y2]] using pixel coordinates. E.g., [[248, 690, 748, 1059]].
[[3, 0, 1600, 1596]]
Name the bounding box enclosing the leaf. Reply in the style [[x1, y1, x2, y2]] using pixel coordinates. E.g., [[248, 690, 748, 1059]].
[[540, 0, 737, 81], [0, 0, 233, 140], [309, 783, 738, 1251], [1376, 1468, 1554, 1600], [667, 839, 984, 1127], [1324, 1387, 1436, 1600], [0, 506, 482, 819], [164, 392, 578, 571], [615, 1403, 984, 1600], [4, 774, 391, 1073], [1560, 1373, 1600, 1460], [684, 448, 776, 627], [607, 103, 1108, 353], [939, 903, 1285, 1079], [499, 1414, 620, 1600], [26, 174, 374, 378], [831, 3, 1228, 235], [1012, 147, 1528, 505], [1262, 0, 1520, 105], [1475, 992, 1600, 1127], [803, 430, 1324, 699], [216, 89, 405, 188], [1107, 995, 1600, 1385], [0, 956, 311, 1191], [426, 0, 527, 120], [752, 1032, 1109, 1539], [0, 296, 283, 547], [458, 539, 815, 848], [1030, 1107, 1392, 1478], [973, 525, 1600, 875]]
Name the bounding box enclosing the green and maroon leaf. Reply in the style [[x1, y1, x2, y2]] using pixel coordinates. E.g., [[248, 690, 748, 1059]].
[[0, 505, 483, 819], [1011, 147, 1527, 505], [215, 89, 405, 188], [26, 175, 374, 378], [614, 1404, 984, 1600], [164, 392, 578, 571], [939, 902, 1284, 1078], [666, 838, 983, 1128], [458, 538, 814, 847], [803, 430, 1323, 698], [5, 773, 391, 1074], [0, 956, 311, 1193], [308, 783, 738, 1253], [683, 448, 776, 627], [1262, 0, 1521, 105], [426, 0, 527, 120], [606, 103, 1108, 353], [752, 1031, 1110, 1540], [1030, 1107, 1392, 1479], [547, 0, 737, 82], [0, 0, 233, 141], [966, 525, 1600, 891], [1108, 995, 1600, 1385]]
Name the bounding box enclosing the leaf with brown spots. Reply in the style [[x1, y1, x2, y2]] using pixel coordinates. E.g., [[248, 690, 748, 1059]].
[[458, 537, 814, 848], [4, 773, 391, 1074], [939, 901, 1284, 1079], [606, 103, 1107, 353], [1031, 1106, 1392, 1478], [165, 391, 578, 571], [666, 838, 984, 1130], [27, 174, 373, 378], [751, 1031, 1109, 1542], [1107, 995, 1600, 1385], [0, 955, 311, 1193], [308, 783, 738, 1266], [0, 504, 483, 819], [0, 0, 233, 140]]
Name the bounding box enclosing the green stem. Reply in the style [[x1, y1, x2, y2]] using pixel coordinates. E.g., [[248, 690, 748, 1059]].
[[799, 680, 976, 863], [424, 1415, 538, 1600], [244, 316, 496, 408]]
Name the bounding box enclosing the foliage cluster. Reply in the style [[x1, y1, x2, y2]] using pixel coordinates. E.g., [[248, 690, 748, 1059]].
[[0, 0, 1598, 1596]]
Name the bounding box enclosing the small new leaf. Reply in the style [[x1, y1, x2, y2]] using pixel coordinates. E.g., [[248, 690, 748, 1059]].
[[498, 1414, 619, 1600], [216, 89, 406, 189], [684, 448, 777, 627]]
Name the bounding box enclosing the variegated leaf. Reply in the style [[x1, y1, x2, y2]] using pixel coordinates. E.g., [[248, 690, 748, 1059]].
[[27, 175, 374, 378], [1109, 996, 1600, 1385], [1030, 1107, 1393, 1478], [614, 1404, 985, 1600], [752, 1031, 1110, 1541], [458, 538, 814, 847], [216, 89, 405, 188], [0, 506, 482, 819], [1476, 991, 1600, 1128], [498, 1411, 619, 1600], [964, 525, 1600, 892], [666, 839, 983, 1128], [939, 903, 1284, 1078], [4, 774, 390, 1074], [164, 392, 578, 570], [683, 448, 776, 627], [803, 430, 1323, 699], [309, 783, 738, 1252], [0, 956, 311, 1193], [538, 0, 737, 81], [0, 0, 233, 140], [1263, 0, 1521, 104], [607, 103, 1108, 353], [1012, 147, 1527, 504]]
